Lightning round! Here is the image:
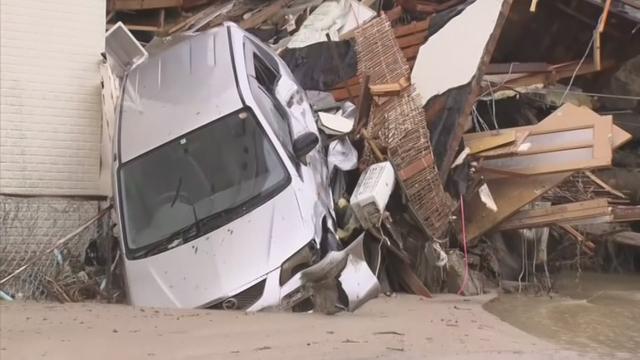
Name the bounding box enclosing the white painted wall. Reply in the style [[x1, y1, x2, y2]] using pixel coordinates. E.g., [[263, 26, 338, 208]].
[[0, 0, 107, 196]]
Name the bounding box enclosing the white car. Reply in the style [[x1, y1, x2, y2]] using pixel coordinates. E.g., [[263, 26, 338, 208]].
[[113, 22, 378, 311]]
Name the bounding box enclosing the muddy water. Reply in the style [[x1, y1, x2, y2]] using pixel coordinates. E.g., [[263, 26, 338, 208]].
[[484, 272, 640, 354]]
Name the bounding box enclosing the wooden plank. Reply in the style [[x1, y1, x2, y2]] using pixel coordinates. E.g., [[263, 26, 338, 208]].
[[332, 87, 358, 102], [394, 19, 430, 37], [108, 23, 163, 32], [594, 30, 602, 71], [355, 75, 372, 133], [384, 6, 403, 22], [467, 114, 630, 158], [112, 0, 182, 10], [466, 172, 573, 243], [505, 199, 608, 219], [396, 262, 432, 298], [486, 62, 553, 74], [558, 224, 596, 254], [612, 205, 640, 222], [479, 104, 613, 177], [584, 170, 627, 199], [464, 130, 516, 154], [396, 32, 429, 49], [599, 0, 613, 33], [482, 61, 614, 93], [369, 77, 411, 96], [496, 199, 612, 230], [475, 129, 531, 157], [611, 231, 640, 247], [403, 44, 421, 60], [611, 121, 634, 149]]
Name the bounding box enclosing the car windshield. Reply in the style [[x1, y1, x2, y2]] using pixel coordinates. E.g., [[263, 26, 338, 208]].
[[119, 109, 290, 254]]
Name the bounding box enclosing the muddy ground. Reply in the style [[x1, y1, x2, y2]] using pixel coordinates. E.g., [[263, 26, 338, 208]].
[[2, 293, 634, 360]]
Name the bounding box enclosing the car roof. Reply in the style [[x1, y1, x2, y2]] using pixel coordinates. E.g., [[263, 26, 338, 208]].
[[119, 24, 244, 163]]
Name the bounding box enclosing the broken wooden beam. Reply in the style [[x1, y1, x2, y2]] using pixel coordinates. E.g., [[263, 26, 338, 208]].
[[465, 171, 574, 243], [368, 77, 411, 96], [393, 19, 431, 37], [558, 224, 596, 254], [112, 0, 182, 10], [354, 75, 372, 133], [482, 60, 615, 93], [610, 231, 640, 247], [496, 199, 612, 231]]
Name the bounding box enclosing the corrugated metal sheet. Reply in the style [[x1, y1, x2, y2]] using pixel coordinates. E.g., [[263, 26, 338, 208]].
[[0, 0, 106, 195]]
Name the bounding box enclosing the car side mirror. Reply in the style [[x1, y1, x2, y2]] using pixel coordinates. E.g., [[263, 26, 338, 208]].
[[293, 132, 319, 162]]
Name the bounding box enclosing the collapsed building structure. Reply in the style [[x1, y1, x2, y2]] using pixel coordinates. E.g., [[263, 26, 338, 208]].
[[2, 0, 640, 307]]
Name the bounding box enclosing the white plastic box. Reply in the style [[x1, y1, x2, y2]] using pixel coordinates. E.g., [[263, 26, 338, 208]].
[[350, 162, 396, 229]]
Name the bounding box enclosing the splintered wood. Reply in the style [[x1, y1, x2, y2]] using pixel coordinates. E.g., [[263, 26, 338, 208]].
[[464, 103, 634, 242], [544, 171, 628, 204], [355, 16, 452, 238]]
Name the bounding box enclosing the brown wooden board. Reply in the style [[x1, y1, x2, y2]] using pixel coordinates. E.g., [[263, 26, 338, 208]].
[[611, 231, 640, 247], [112, 0, 181, 10], [612, 205, 640, 222], [394, 19, 430, 37], [478, 104, 614, 177], [465, 172, 573, 243], [464, 130, 516, 154], [468, 115, 630, 160], [496, 199, 612, 230]]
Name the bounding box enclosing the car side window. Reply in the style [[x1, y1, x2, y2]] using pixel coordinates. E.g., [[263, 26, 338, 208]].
[[248, 76, 294, 154], [245, 40, 296, 155], [254, 54, 278, 94]]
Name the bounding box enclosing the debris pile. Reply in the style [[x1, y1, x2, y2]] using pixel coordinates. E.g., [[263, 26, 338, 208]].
[[4, 0, 640, 309]]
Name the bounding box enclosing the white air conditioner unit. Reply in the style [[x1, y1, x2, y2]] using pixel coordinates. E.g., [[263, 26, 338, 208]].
[[350, 162, 396, 230]]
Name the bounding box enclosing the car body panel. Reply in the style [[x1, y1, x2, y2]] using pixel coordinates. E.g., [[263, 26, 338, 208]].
[[119, 27, 242, 163]]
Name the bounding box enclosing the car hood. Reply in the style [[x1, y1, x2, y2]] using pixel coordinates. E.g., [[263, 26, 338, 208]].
[[124, 185, 311, 308]]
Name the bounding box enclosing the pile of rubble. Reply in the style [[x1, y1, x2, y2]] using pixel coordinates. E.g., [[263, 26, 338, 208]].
[[102, 0, 640, 302], [4, 0, 640, 311]]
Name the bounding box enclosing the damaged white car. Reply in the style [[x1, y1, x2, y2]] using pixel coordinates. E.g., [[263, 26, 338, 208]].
[[113, 22, 378, 312]]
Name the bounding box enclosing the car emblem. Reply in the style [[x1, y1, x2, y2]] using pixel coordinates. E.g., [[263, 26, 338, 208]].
[[222, 297, 238, 310]]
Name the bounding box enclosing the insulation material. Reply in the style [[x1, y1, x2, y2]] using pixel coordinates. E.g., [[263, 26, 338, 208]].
[[355, 17, 452, 238], [411, 0, 505, 105], [286, 0, 375, 49]]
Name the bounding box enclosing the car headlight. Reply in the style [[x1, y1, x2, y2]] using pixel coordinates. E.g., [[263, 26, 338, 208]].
[[279, 241, 319, 286]]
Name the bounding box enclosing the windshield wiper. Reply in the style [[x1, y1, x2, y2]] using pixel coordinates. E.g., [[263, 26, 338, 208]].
[[198, 201, 249, 231], [170, 176, 183, 207], [132, 220, 199, 259]]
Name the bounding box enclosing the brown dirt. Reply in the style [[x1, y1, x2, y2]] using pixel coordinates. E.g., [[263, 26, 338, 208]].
[[0, 293, 609, 359]]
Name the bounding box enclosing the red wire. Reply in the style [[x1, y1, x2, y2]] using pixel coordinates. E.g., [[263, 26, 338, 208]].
[[457, 193, 469, 296]]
